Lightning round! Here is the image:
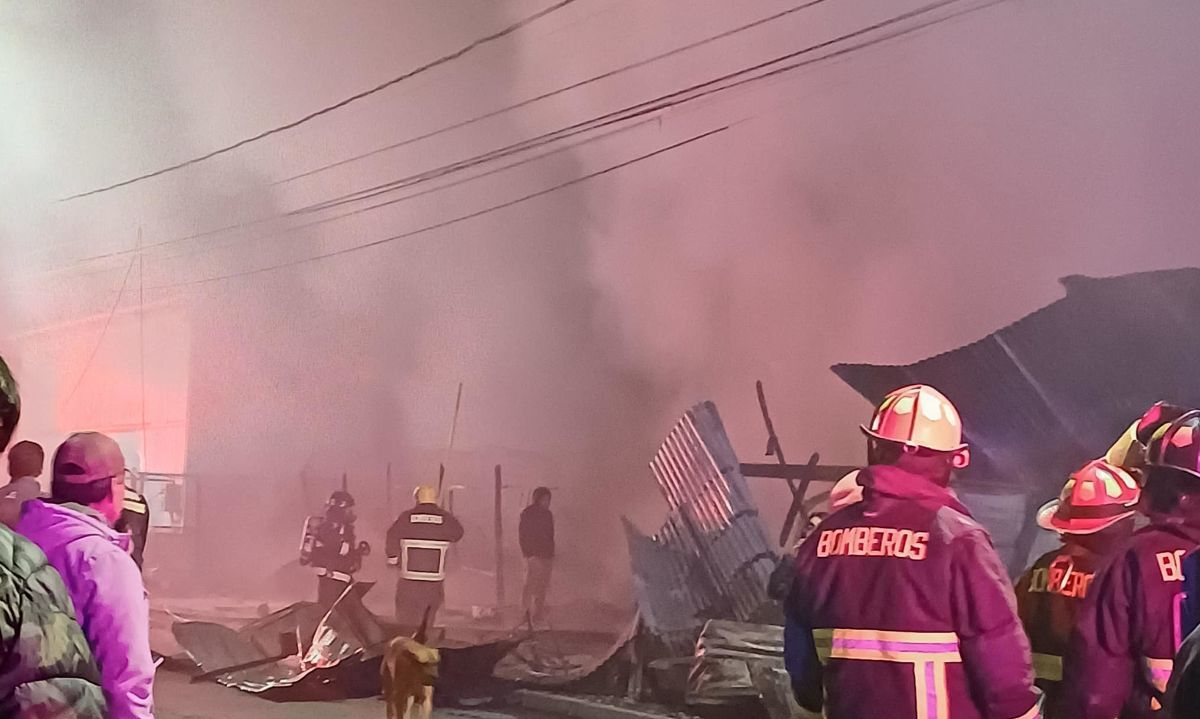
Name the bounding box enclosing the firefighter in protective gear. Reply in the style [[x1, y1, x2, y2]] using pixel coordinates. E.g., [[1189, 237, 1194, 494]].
[[386, 485, 464, 630], [301, 490, 369, 607], [785, 385, 1041, 719], [115, 470, 150, 570], [1061, 409, 1200, 718], [1105, 402, 1192, 484], [1015, 459, 1140, 716]]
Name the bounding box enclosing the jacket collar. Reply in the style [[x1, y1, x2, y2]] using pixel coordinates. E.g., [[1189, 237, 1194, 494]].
[[861, 465, 973, 516]]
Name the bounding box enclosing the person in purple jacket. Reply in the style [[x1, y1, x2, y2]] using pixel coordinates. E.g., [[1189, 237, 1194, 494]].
[[1061, 409, 1200, 719], [785, 384, 1040, 719], [17, 432, 155, 719]]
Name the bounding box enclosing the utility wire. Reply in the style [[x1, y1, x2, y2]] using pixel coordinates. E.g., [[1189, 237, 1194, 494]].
[[274, 0, 834, 186], [64, 0, 834, 267], [147, 126, 728, 291], [239, 0, 983, 222], [56, 0, 1003, 279], [58, 0, 582, 201], [61, 254, 137, 409], [153, 120, 655, 265]]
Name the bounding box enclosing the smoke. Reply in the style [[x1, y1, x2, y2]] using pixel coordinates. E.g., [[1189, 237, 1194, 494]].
[[5, 0, 1200, 609]]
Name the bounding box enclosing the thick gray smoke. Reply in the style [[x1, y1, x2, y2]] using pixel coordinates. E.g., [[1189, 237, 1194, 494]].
[[5, 1, 1200, 609]]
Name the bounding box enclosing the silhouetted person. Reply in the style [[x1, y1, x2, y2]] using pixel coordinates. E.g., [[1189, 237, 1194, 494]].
[[1, 439, 43, 527], [519, 487, 555, 620], [302, 490, 367, 607], [115, 470, 151, 570]]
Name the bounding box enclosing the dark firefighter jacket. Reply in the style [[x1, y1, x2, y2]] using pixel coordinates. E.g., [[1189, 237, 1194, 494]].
[[519, 504, 555, 559], [0, 524, 106, 717], [115, 489, 149, 570], [785, 464, 1040, 719], [386, 503, 464, 582], [310, 515, 361, 581], [1059, 522, 1200, 718], [1015, 543, 1108, 715]]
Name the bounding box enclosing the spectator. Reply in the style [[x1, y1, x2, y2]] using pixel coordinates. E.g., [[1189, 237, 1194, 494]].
[[519, 486, 554, 620], [1, 439, 44, 527], [0, 354, 106, 716], [17, 432, 155, 719]]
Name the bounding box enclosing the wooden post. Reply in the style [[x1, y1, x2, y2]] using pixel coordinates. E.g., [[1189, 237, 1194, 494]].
[[495, 465, 505, 610]]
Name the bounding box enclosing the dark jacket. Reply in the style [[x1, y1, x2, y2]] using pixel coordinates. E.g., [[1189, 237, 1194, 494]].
[[1059, 522, 1200, 718], [785, 465, 1039, 719], [115, 489, 150, 570], [1015, 543, 1109, 716], [0, 523, 106, 717], [386, 503, 464, 580], [519, 504, 555, 559], [310, 511, 362, 578]]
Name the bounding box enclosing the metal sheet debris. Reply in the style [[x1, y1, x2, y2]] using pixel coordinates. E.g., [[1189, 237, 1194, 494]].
[[628, 403, 778, 653]]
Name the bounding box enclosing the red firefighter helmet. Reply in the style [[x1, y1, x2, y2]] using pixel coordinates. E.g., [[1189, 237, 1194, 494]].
[[1146, 409, 1200, 480], [861, 384, 966, 453], [1037, 458, 1141, 534]]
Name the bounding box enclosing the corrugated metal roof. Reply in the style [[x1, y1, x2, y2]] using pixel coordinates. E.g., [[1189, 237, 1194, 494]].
[[832, 268, 1200, 569], [627, 402, 778, 654]]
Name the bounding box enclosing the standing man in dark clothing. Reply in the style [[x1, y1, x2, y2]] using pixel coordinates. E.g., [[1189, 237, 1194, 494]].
[[386, 485, 464, 630], [519, 487, 555, 620], [115, 470, 150, 570], [1062, 410, 1200, 718], [1015, 459, 1140, 716], [301, 490, 369, 607]]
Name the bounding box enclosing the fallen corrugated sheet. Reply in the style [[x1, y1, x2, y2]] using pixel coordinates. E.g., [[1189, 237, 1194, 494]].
[[627, 402, 778, 654], [687, 620, 782, 704], [173, 584, 517, 701], [832, 268, 1200, 570]]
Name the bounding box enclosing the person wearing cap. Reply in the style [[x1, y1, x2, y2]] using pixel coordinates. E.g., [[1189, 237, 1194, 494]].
[[16, 432, 155, 719], [1014, 459, 1140, 717], [784, 384, 1040, 719], [1061, 409, 1200, 718], [386, 485, 464, 630], [0, 356, 107, 716]]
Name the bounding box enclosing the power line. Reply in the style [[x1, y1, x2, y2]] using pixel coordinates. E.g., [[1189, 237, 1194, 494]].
[[273, 0, 834, 186], [153, 119, 656, 266], [54, 0, 1004, 280], [60, 0, 835, 268], [147, 126, 729, 291], [246, 0, 980, 217], [58, 0, 583, 201], [61, 253, 137, 409]]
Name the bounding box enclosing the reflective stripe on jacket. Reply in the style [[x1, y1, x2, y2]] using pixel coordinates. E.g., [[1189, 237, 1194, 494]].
[[786, 464, 1040, 719]]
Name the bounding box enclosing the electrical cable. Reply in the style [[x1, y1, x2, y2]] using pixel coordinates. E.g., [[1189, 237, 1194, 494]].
[[58, 0, 583, 201]]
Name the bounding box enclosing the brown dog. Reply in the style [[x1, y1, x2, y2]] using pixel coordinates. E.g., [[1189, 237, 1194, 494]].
[[381, 607, 439, 719]]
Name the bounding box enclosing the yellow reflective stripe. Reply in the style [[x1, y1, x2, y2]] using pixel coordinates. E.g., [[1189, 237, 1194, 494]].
[[833, 628, 958, 643], [914, 661, 930, 719], [813, 628, 833, 664], [933, 661, 949, 719], [832, 648, 962, 663], [1143, 656, 1173, 691], [1031, 652, 1062, 682]]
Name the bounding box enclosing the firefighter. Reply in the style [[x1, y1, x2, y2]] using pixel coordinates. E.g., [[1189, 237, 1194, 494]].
[[300, 490, 369, 607], [386, 485, 464, 630], [1061, 409, 1200, 718], [784, 384, 1040, 719], [1015, 459, 1140, 716], [115, 470, 150, 570], [1105, 402, 1191, 485]]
